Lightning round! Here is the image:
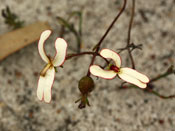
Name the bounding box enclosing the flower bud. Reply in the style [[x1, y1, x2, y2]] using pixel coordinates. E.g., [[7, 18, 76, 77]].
[[78, 76, 95, 95]]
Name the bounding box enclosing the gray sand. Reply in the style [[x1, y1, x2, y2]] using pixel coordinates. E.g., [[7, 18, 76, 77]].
[[0, 0, 175, 131]]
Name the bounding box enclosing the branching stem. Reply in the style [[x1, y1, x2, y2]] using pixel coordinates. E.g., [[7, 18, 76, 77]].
[[66, 52, 109, 64], [86, 0, 127, 76], [126, 0, 135, 69]]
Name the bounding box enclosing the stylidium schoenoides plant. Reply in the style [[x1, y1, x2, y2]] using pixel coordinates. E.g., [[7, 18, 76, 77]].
[[36, 0, 175, 108], [37, 30, 67, 103], [90, 49, 149, 88]]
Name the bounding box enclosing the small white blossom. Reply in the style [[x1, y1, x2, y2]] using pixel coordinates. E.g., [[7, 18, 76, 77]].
[[90, 49, 149, 88], [37, 30, 67, 103]]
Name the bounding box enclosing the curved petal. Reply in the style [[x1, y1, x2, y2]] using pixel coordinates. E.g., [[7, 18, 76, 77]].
[[37, 66, 55, 103], [100, 49, 121, 68], [118, 73, 147, 88], [52, 38, 68, 67], [90, 65, 116, 79], [38, 30, 51, 63], [120, 68, 149, 83]]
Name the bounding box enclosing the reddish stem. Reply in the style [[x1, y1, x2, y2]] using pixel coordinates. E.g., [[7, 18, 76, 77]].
[[87, 0, 127, 76], [65, 51, 109, 64], [126, 0, 135, 69]]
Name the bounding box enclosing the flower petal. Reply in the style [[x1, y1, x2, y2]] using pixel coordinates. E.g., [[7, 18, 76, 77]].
[[100, 49, 121, 68], [120, 68, 149, 83], [118, 73, 147, 88], [52, 38, 68, 67], [37, 66, 55, 103], [90, 65, 116, 79], [38, 30, 51, 63]]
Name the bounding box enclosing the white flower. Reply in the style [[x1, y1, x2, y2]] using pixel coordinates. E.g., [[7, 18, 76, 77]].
[[90, 49, 149, 88], [37, 30, 67, 103]]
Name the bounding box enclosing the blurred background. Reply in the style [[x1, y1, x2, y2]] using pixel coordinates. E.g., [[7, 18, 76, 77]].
[[0, 0, 175, 131]]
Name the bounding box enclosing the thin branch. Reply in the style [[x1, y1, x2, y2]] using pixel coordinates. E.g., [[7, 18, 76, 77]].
[[129, 85, 175, 99], [117, 43, 142, 54], [87, 0, 127, 76], [146, 88, 175, 99], [126, 0, 135, 69], [150, 67, 175, 83], [65, 51, 109, 64], [78, 11, 83, 53], [95, 0, 127, 52], [66, 52, 94, 60]]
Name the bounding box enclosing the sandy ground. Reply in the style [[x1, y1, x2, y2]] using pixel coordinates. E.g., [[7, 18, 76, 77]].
[[0, 0, 175, 131]]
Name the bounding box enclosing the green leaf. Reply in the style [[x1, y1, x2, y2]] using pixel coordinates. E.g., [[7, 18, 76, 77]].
[[56, 17, 73, 31], [1, 6, 24, 30]]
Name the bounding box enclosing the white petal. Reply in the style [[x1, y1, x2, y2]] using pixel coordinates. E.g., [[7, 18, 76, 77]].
[[38, 30, 51, 63], [118, 73, 147, 88], [120, 68, 149, 83], [90, 65, 116, 79], [37, 66, 55, 103], [100, 49, 121, 68], [52, 38, 67, 67]]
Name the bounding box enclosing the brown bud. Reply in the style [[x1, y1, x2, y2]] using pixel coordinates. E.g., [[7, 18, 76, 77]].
[[78, 76, 94, 95]]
